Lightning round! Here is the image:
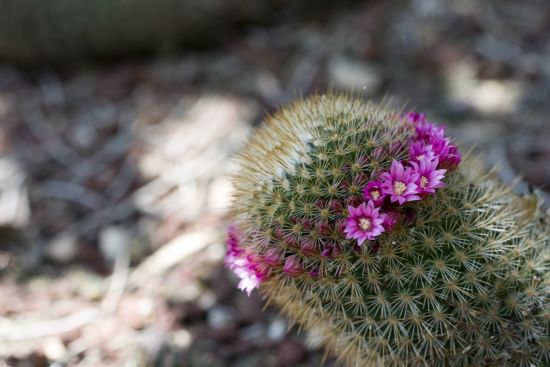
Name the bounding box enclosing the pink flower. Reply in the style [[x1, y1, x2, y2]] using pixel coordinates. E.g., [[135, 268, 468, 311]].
[[225, 225, 244, 257], [382, 210, 401, 231], [414, 119, 445, 142], [380, 160, 421, 205], [308, 265, 320, 278], [321, 242, 341, 258], [263, 247, 283, 266], [224, 225, 268, 296], [226, 254, 268, 296], [438, 144, 461, 171], [410, 157, 447, 194], [405, 111, 426, 124], [363, 181, 385, 206], [428, 137, 461, 171], [430, 136, 451, 156], [406, 110, 461, 171], [232, 258, 263, 296], [344, 200, 385, 245], [246, 252, 269, 277], [284, 256, 303, 277], [300, 240, 317, 257], [409, 140, 435, 163], [406, 111, 444, 140]]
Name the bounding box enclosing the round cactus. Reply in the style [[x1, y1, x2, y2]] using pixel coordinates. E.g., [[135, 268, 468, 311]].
[[225, 94, 550, 366]]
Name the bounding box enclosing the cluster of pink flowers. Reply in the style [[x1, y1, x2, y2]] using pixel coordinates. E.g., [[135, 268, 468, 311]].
[[225, 111, 461, 294], [344, 112, 461, 245], [224, 225, 269, 296], [225, 224, 318, 295]]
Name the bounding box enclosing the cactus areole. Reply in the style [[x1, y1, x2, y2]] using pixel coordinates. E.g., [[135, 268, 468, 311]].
[[225, 95, 550, 366]]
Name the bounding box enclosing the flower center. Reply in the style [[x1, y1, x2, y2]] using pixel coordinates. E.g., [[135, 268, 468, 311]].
[[416, 154, 425, 161], [359, 217, 371, 231], [371, 190, 380, 200], [420, 176, 428, 188], [393, 181, 407, 195]]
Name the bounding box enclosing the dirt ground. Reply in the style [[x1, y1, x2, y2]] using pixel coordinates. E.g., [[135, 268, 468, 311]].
[[0, 1, 549, 366]]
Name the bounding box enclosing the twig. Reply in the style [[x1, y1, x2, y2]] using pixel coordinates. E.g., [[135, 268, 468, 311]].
[[0, 241, 130, 342], [20, 110, 84, 174], [72, 199, 136, 235], [0, 308, 100, 342], [101, 246, 130, 314], [130, 228, 218, 286], [35, 180, 105, 210]]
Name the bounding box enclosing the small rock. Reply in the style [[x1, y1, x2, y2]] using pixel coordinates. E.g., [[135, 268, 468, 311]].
[[171, 328, 192, 349], [268, 318, 287, 342], [328, 56, 382, 92], [278, 339, 306, 365], [255, 71, 283, 101], [42, 337, 67, 361], [179, 282, 201, 302], [469, 80, 521, 114], [207, 305, 238, 330], [71, 269, 105, 301], [119, 296, 153, 330], [445, 60, 522, 114], [197, 290, 217, 310], [99, 225, 130, 262], [137, 327, 167, 359], [241, 323, 265, 343], [136, 297, 155, 319], [69, 123, 97, 149], [46, 231, 78, 263]]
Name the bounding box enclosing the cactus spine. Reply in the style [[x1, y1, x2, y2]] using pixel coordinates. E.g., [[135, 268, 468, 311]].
[[227, 94, 550, 366]]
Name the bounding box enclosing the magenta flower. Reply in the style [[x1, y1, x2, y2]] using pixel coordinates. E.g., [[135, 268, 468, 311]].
[[344, 200, 385, 245], [428, 137, 461, 171], [382, 210, 401, 231], [405, 111, 426, 124], [411, 157, 447, 194], [224, 225, 268, 296], [308, 265, 320, 279], [406, 110, 460, 171], [430, 136, 450, 156], [246, 253, 269, 277], [224, 225, 245, 269], [231, 258, 264, 296], [380, 160, 421, 205], [406, 111, 444, 140], [225, 254, 267, 296], [284, 256, 303, 277], [363, 181, 385, 206], [409, 140, 435, 163], [300, 240, 317, 257], [439, 143, 461, 171], [411, 117, 445, 141], [226, 225, 244, 256], [263, 247, 283, 266], [321, 242, 341, 258]]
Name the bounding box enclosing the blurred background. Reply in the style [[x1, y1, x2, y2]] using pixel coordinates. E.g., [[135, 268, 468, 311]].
[[0, 0, 549, 366]]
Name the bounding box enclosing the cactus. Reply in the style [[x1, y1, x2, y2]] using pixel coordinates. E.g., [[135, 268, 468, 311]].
[[0, 0, 351, 65], [226, 94, 550, 366]]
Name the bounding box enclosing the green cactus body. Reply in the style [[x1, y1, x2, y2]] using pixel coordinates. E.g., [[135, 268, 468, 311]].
[[228, 95, 550, 366]]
